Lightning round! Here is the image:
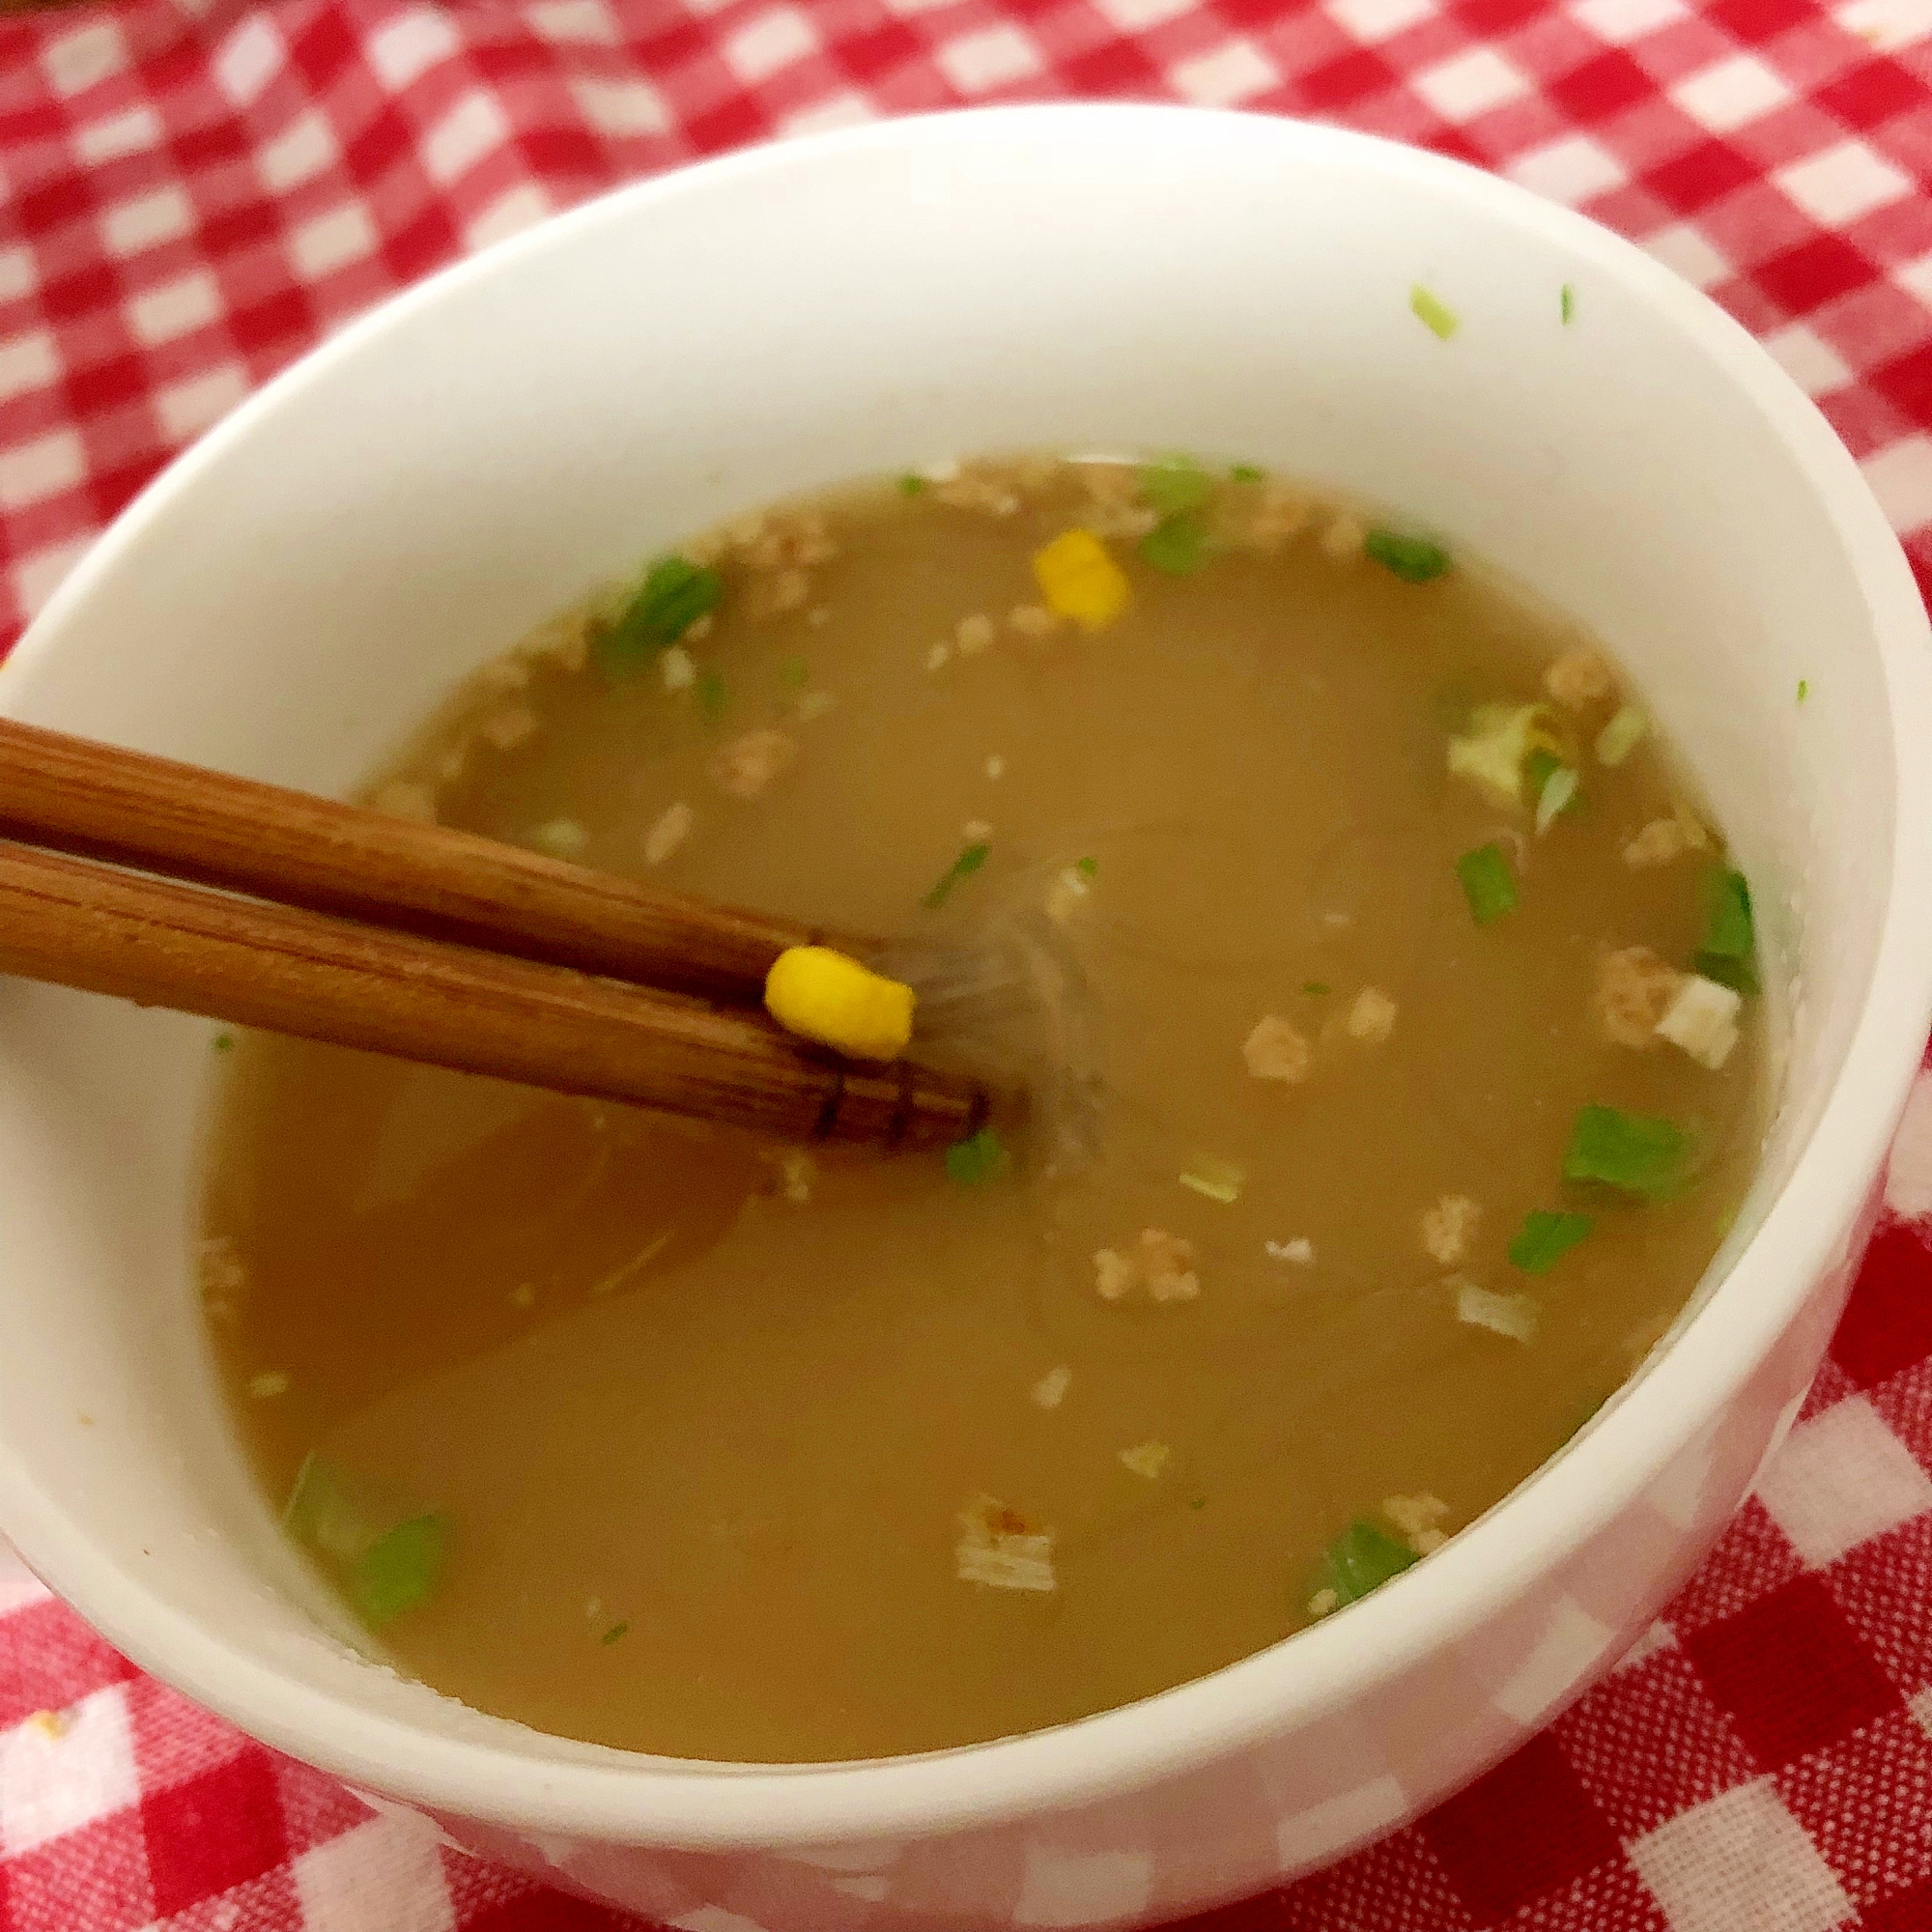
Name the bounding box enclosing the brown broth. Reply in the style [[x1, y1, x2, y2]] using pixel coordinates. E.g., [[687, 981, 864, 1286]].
[[199, 457, 1767, 1761]]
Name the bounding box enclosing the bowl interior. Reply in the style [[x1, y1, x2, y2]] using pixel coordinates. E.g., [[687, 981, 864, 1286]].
[[0, 106, 1922, 1834]]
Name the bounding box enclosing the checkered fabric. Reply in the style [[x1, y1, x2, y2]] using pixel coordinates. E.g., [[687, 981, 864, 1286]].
[[5, 0, 1932, 1926]]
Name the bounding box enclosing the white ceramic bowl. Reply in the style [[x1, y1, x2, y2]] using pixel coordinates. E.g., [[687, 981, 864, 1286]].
[[2, 103, 1930, 1932]]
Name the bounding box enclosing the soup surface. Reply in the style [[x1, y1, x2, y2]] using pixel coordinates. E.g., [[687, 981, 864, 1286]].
[[201, 454, 1768, 1761]]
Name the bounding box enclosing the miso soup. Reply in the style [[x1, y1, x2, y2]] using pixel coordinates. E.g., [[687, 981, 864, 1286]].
[[199, 455, 1768, 1761]]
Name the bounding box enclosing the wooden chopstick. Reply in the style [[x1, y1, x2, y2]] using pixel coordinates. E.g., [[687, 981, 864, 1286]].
[[0, 723, 993, 1153], [0, 716, 843, 1007]]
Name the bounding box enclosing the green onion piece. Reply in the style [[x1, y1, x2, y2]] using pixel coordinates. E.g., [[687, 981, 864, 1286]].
[[1692, 867, 1758, 993], [1535, 765, 1580, 834], [1364, 529, 1451, 583], [1508, 1209, 1595, 1274], [1302, 980, 1331, 996], [1561, 283, 1576, 326], [1138, 456, 1212, 517], [1694, 951, 1760, 996], [1410, 285, 1460, 341], [213, 1033, 235, 1053], [1313, 1520, 1419, 1608], [922, 840, 991, 910], [1075, 855, 1099, 877], [351, 1513, 448, 1627], [1562, 1104, 1690, 1199], [1797, 678, 1809, 703], [596, 555, 722, 674], [1189, 1494, 1208, 1510], [285, 1454, 386, 1566], [1138, 512, 1211, 576], [1594, 705, 1647, 767], [1524, 746, 1561, 799], [945, 1125, 1010, 1186], [1230, 463, 1265, 483], [779, 656, 809, 693], [1457, 842, 1519, 926], [1179, 1155, 1245, 1205], [898, 472, 928, 497], [696, 669, 728, 725], [601, 1621, 629, 1645]]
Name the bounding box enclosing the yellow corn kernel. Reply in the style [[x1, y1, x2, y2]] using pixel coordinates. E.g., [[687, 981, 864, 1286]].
[[1032, 529, 1130, 633], [764, 946, 916, 1062]]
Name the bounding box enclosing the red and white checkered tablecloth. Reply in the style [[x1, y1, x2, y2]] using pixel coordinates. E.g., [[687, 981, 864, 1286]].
[[7, 1, 1932, 1927]]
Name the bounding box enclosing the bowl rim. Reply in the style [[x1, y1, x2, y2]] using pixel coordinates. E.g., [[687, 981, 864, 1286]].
[[5, 99, 1931, 1849]]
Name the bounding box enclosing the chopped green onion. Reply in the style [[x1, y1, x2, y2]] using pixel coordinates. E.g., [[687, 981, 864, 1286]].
[[898, 472, 928, 496], [1138, 511, 1212, 575], [286, 1454, 384, 1565], [922, 840, 991, 910], [1076, 855, 1099, 878], [1189, 1494, 1208, 1510], [601, 1621, 629, 1645], [945, 1125, 1009, 1186], [1561, 283, 1576, 326], [1179, 1154, 1245, 1205], [352, 1513, 448, 1627], [1562, 1104, 1690, 1199], [1448, 700, 1547, 808], [1457, 842, 1519, 926], [696, 669, 728, 726], [213, 1033, 234, 1053], [1508, 1209, 1594, 1274], [595, 554, 722, 673], [1230, 463, 1265, 483], [1594, 705, 1647, 767], [1694, 951, 1759, 995], [778, 656, 809, 693], [1692, 867, 1758, 993], [1535, 765, 1579, 834], [1364, 529, 1451, 583], [1138, 456, 1212, 517], [1410, 284, 1460, 341], [1797, 678, 1809, 703], [1313, 1520, 1418, 1608], [1302, 980, 1331, 996]]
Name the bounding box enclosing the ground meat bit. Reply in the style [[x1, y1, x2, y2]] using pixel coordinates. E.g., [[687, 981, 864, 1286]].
[[1345, 986, 1398, 1044], [1079, 462, 1160, 540], [684, 611, 716, 642], [521, 610, 589, 673], [1243, 1013, 1312, 1084], [1383, 1492, 1451, 1555], [1307, 1587, 1341, 1618], [1624, 818, 1688, 867], [1422, 1194, 1479, 1266], [1094, 1228, 1200, 1304], [1596, 945, 1684, 1047], [708, 729, 797, 800], [1236, 482, 1314, 553], [934, 464, 1022, 517], [1320, 511, 1366, 561], [1031, 1364, 1072, 1409], [1009, 603, 1062, 639], [1623, 815, 1701, 867], [735, 510, 837, 571], [477, 655, 531, 694], [955, 612, 996, 655], [1544, 647, 1614, 709], [478, 705, 537, 751], [643, 802, 693, 866], [371, 781, 437, 825], [747, 568, 810, 620], [777, 1149, 815, 1205]]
